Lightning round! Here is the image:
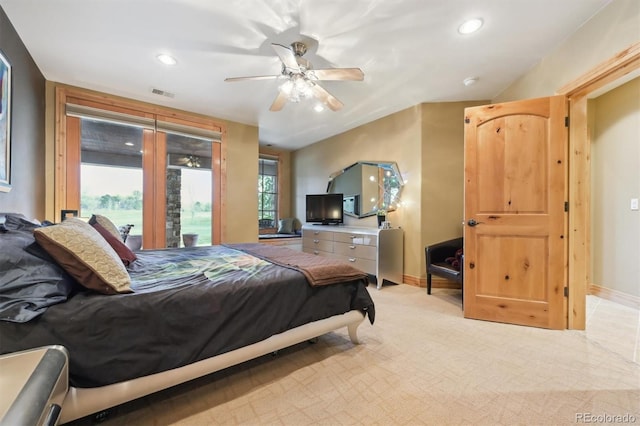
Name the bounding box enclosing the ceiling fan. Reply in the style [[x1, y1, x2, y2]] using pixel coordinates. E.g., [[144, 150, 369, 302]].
[[225, 41, 364, 112]]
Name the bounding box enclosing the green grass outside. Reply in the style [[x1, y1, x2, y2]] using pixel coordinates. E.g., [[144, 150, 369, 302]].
[[87, 209, 212, 246]]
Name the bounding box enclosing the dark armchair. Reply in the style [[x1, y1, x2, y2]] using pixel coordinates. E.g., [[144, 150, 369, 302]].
[[425, 237, 463, 295]]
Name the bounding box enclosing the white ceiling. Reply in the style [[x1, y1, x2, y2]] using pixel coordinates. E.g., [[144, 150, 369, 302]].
[[1, 0, 610, 150]]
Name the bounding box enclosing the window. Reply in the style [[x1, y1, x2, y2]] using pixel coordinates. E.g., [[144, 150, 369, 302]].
[[164, 133, 213, 247], [56, 87, 223, 249], [258, 156, 278, 229], [79, 119, 144, 237]]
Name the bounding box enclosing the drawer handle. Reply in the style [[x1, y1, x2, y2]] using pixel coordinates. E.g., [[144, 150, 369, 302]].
[[313, 239, 319, 243], [313, 250, 319, 255], [349, 245, 356, 249], [350, 235, 356, 239], [349, 258, 356, 262], [314, 231, 320, 235]]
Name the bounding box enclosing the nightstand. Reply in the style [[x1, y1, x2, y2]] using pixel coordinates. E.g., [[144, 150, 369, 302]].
[[0, 346, 69, 426]]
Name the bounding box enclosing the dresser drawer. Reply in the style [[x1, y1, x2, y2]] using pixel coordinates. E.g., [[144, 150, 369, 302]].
[[333, 232, 377, 246], [303, 237, 333, 253], [337, 255, 376, 275], [302, 229, 334, 241], [300, 224, 403, 290], [333, 241, 377, 261]]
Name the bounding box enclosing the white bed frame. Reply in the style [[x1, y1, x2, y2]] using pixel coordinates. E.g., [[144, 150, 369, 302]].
[[60, 310, 365, 424]]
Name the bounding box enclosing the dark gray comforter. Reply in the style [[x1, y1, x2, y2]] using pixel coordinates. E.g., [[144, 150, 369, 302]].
[[0, 243, 374, 388]]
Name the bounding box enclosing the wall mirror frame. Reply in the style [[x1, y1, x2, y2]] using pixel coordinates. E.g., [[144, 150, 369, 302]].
[[327, 161, 404, 218]]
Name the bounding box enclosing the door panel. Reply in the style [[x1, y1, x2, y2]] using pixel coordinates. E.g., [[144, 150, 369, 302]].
[[475, 235, 547, 301], [464, 96, 567, 329], [476, 115, 548, 213], [80, 119, 145, 232], [163, 133, 213, 248]]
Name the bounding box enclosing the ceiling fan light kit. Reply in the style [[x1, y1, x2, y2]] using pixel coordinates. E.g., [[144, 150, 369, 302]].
[[278, 74, 314, 103], [225, 41, 364, 112]]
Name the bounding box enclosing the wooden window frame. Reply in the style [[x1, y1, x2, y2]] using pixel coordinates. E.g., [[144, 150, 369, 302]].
[[258, 154, 279, 234], [54, 85, 225, 247]]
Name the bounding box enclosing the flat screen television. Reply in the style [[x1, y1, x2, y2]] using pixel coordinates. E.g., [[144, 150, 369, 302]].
[[306, 193, 344, 225]]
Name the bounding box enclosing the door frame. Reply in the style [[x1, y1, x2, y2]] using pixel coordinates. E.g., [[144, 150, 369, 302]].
[[559, 42, 640, 329]]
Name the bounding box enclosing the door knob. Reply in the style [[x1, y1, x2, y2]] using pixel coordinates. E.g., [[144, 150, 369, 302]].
[[467, 219, 478, 227]]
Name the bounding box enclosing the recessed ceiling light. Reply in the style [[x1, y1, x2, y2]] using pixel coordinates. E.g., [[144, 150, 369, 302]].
[[463, 77, 479, 86], [458, 18, 483, 35], [156, 54, 177, 66]]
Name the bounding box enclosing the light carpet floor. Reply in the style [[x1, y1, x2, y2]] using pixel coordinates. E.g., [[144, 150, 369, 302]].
[[68, 284, 640, 425]]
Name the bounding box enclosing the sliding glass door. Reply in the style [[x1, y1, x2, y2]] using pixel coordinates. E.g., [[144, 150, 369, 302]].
[[163, 133, 213, 247], [58, 88, 223, 249], [79, 118, 144, 238]]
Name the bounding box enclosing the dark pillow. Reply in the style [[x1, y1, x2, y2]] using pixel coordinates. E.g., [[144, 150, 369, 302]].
[[92, 222, 137, 266], [277, 218, 295, 234], [0, 228, 77, 322], [3, 214, 41, 231], [88, 214, 123, 242], [24, 241, 57, 263]]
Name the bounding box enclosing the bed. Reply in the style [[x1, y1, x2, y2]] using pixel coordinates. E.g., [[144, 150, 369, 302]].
[[0, 213, 375, 423]]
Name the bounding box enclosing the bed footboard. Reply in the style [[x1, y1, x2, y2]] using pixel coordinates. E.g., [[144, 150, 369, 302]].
[[60, 310, 365, 424]]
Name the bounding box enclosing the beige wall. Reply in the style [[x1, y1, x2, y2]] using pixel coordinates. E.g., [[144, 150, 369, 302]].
[[223, 120, 259, 243], [421, 102, 486, 246], [590, 77, 640, 297], [495, 0, 640, 102], [293, 101, 484, 283], [293, 106, 423, 280]]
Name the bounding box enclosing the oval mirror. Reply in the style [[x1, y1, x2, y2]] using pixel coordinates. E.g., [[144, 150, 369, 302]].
[[326, 161, 404, 218]]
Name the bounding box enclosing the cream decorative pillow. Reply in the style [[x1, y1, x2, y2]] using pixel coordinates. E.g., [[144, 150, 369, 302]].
[[88, 214, 122, 241], [33, 217, 133, 294]]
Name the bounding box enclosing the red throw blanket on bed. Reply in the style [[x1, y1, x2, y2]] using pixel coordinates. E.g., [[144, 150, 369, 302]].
[[227, 243, 369, 287]]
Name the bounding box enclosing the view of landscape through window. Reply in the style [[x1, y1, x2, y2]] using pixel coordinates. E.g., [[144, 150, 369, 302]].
[[258, 157, 278, 229], [81, 164, 212, 245]]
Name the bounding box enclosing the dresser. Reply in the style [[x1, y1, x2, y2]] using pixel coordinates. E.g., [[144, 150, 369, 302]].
[[302, 224, 403, 289]]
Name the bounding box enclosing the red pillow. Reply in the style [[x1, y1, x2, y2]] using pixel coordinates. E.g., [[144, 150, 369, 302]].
[[91, 222, 137, 266]]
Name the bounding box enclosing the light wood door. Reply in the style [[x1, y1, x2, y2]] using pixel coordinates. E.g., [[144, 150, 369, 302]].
[[463, 96, 567, 329]]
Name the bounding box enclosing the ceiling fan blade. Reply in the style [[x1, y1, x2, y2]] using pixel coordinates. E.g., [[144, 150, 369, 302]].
[[269, 91, 288, 112], [224, 75, 279, 82], [311, 68, 365, 81], [310, 83, 344, 111], [271, 43, 300, 73]]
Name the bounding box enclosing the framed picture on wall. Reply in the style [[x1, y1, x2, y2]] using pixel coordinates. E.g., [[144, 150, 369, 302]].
[[0, 49, 11, 192]]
